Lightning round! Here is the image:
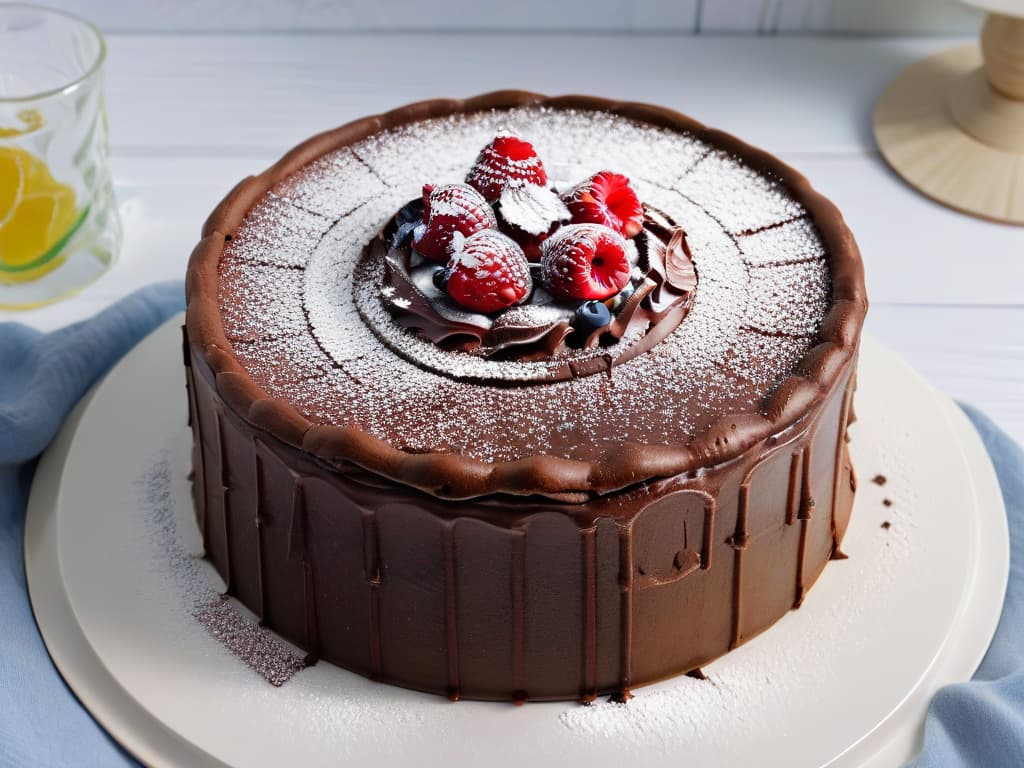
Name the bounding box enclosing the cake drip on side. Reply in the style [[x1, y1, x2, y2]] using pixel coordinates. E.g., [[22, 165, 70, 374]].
[[365, 202, 697, 383]]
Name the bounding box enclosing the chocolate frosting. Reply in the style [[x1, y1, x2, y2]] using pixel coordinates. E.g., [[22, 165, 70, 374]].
[[184, 93, 865, 702], [186, 91, 867, 500]]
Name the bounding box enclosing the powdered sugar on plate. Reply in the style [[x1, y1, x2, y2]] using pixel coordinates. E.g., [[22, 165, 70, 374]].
[[218, 107, 832, 463], [560, 440, 917, 755], [138, 449, 306, 687]]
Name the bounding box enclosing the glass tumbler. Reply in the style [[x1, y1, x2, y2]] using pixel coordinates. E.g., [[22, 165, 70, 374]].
[[0, 4, 120, 309]]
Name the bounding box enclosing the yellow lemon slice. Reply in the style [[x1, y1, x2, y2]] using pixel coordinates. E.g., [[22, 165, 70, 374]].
[[0, 148, 25, 228], [0, 146, 86, 284]]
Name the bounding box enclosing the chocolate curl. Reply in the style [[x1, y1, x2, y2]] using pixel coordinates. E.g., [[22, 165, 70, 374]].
[[664, 229, 698, 292], [601, 280, 657, 345], [647, 227, 697, 308]]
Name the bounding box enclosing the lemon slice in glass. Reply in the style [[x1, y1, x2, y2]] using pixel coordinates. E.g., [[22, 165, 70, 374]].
[[0, 146, 87, 285]]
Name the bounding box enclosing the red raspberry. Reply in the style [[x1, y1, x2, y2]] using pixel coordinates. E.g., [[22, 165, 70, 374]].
[[540, 223, 631, 302], [466, 135, 548, 201], [413, 183, 496, 262], [444, 230, 532, 313], [562, 171, 644, 238]]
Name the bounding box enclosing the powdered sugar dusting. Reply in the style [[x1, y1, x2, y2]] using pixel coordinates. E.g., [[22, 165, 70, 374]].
[[728, 329, 815, 387], [219, 260, 306, 341], [224, 193, 332, 269], [273, 149, 388, 219], [745, 261, 830, 337], [232, 331, 335, 398], [193, 597, 306, 687], [676, 150, 804, 234], [139, 450, 306, 687], [218, 107, 832, 462], [737, 218, 826, 267]]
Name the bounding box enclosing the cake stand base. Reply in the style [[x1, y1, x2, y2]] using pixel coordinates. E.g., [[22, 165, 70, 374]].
[[874, 42, 1024, 225], [25, 317, 1009, 768]]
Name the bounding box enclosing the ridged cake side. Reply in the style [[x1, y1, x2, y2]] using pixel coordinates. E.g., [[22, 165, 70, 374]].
[[185, 337, 856, 701]]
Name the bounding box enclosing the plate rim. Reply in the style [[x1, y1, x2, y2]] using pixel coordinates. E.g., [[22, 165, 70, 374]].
[[24, 318, 1010, 768]]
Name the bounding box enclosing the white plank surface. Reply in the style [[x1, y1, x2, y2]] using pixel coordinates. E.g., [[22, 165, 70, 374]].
[[100, 34, 949, 156], [48, 0, 982, 34], [2, 33, 1021, 446]]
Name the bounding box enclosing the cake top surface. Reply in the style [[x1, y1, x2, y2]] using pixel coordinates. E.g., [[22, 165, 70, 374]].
[[192, 93, 865, 498]]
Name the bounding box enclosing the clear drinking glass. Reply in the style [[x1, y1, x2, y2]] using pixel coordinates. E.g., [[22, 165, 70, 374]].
[[0, 4, 120, 309]]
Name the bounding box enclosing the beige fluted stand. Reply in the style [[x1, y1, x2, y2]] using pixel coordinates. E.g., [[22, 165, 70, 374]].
[[874, 1, 1024, 224]]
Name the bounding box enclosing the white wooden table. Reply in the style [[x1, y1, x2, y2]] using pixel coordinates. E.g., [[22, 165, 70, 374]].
[[4, 33, 1022, 445]]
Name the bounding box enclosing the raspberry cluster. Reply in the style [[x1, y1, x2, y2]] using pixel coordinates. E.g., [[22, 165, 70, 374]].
[[411, 135, 646, 318]]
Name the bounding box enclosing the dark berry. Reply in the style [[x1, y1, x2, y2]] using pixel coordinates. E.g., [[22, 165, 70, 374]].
[[389, 197, 426, 250], [396, 196, 425, 227], [572, 300, 613, 335], [432, 265, 450, 292]]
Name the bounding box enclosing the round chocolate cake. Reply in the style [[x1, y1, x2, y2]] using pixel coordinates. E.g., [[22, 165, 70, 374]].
[[184, 91, 867, 702]]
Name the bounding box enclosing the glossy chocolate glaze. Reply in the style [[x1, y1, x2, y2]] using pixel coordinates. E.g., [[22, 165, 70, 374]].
[[184, 92, 867, 701], [185, 338, 856, 700]]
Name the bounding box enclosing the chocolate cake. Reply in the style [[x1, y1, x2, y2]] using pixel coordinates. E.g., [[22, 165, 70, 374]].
[[183, 91, 867, 702]]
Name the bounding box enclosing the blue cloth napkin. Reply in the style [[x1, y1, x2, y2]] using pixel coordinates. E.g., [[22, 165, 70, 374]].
[[1, 283, 183, 768], [0, 284, 1021, 767], [909, 402, 1024, 768]]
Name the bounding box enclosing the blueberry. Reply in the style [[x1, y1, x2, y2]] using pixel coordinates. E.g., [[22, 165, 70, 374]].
[[396, 196, 425, 227], [432, 266, 450, 292], [391, 220, 419, 251], [389, 197, 426, 250], [572, 300, 612, 334]]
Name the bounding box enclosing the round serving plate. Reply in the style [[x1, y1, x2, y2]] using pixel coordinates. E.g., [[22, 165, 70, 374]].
[[25, 317, 1009, 768]]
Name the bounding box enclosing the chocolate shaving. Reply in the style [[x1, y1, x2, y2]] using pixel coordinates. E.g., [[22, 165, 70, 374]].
[[604, 279, 657, 343], [487, 321, 573, 360], [497, 184, 569, 237], [484, 314, 573, 354], [641, 203, 678, 242], [646, 225, 697, 308], [664, 229, 698, 292]]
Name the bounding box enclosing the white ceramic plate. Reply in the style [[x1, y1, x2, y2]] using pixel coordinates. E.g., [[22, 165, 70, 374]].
[[25, 318, 1009, 768]]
